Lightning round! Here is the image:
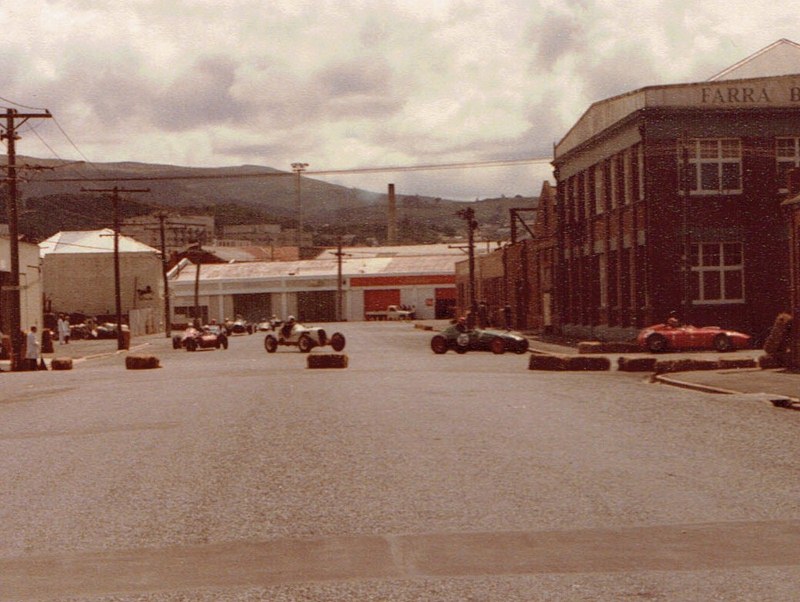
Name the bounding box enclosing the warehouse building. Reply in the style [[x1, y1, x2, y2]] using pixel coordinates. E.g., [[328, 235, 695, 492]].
[[167, 244, 470, 325]]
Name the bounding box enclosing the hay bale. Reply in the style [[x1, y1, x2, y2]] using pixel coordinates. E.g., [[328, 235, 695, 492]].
[[307, 354, 348, 369], [758, 354, 783, 369], [125, 354, 160, 370], [763, 313, 792, 356], [50, 357, 73, 371], [618, 356, 657, 372], [578, 341, 639, 354], [528, 354, 568, 371], [564, 356, 611, 371], [655, 358, 720, 374], [718, 358, 757, 370]]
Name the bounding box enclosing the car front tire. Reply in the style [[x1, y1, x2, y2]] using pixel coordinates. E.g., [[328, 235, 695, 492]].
[[264, 335, 278, 353], [298, 334, 313, 353], [713, 333, 732, 352]]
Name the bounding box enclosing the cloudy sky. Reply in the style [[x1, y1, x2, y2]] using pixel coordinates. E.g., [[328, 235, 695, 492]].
[[2, 0, 799, 200]]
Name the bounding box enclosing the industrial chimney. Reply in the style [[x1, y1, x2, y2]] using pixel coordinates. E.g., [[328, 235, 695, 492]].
[[387, 183, 398, 245]]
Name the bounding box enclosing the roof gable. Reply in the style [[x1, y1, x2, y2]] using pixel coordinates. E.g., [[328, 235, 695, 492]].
[[709, 39, 800, 81], [40, 229, 160, 257]]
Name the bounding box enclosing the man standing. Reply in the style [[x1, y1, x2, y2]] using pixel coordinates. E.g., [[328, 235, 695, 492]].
[[25, 326, 40, 371], [57, 314, 70, 345]]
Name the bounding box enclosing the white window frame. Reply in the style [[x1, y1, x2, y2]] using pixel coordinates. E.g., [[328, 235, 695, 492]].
[[690, 242, 744, 304], [776, 137, 800, 193], [682, 138, 742, 195]]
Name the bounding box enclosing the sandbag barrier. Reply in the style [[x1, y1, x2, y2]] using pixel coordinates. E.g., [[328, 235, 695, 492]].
[[125, 355, 161, 370], [307, 354, 349, 369]]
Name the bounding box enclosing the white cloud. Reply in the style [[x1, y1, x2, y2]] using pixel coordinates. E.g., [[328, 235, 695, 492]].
[[2, 0, 799, 199]]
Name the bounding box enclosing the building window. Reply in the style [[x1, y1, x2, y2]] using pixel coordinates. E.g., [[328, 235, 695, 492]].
[[690, 242, 744, 303], [683, 138, 742, 194], [776, 137, 800, 192]]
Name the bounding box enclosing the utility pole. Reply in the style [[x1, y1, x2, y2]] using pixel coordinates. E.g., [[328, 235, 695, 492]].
[[156, 212, 171, 338], [291, 162, 309, 253], [1, 108, 52, 371], [144, 214, 205, 337], [333, 238, 350, 322], [82, 186, 149, 350], [457, 207, 479, 318]]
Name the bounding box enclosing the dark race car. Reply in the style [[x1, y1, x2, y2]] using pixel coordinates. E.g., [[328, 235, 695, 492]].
[[430, 325, 530, 355], [637, 323, 751, 353], [226, 319, 253, 335], [172, 325, 229, 351]]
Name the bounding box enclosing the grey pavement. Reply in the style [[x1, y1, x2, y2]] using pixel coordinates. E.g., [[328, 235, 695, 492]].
[[5, 323, 800, 409], [0, 332, 168, 371]]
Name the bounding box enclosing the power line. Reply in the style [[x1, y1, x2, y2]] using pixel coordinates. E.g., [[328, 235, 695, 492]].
[[35, 156, 553, 184]]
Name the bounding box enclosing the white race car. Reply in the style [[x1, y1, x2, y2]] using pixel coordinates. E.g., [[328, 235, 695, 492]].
[[264, 321, 346, 353]]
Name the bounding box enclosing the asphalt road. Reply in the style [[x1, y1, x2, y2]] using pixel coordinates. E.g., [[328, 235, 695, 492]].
[[1, 322, 799, 600]]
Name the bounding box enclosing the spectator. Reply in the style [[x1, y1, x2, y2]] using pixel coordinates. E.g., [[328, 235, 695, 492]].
[[57, 313, 70, 345], [503, 304, 512, 330], [25, 326, 40, 371]]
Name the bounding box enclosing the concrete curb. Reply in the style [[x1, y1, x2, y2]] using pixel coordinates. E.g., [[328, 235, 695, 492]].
[[652, 373, 800, 409]]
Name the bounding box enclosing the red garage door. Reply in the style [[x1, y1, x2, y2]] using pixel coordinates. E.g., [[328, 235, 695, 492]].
[[364, 289, 401, 313]]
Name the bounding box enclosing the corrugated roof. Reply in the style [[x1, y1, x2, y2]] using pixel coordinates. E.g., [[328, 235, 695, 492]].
[[170, 252, 463, 283], [39, 229, 160, 257]]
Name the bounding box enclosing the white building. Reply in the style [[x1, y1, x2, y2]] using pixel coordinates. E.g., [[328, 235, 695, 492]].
[[166, 244, 476, 324], [40, 229, 163, 333], [0, 236, 43, 334]]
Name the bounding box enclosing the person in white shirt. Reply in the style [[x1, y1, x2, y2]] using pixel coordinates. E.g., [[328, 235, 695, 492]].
[[25, 326, 40, 371]]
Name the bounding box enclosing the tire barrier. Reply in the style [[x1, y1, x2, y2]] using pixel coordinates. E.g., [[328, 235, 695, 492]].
[[50, 357, 73, 371], [307, 354, 349, 369], [125, 354, 161, 370]]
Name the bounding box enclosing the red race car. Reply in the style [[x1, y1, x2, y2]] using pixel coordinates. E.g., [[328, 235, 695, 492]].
[[637, 323, 751, 353], [172, 325, 229, 351]]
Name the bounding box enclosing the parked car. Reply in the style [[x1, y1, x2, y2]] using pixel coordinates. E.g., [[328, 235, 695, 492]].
[[365, 304, 415, 320], [93, 322, 120, 339], [430, 325, 530, 354], [264, 320, 346, 353], [173, 325, 229, 351], [637, 323, 751, 353]]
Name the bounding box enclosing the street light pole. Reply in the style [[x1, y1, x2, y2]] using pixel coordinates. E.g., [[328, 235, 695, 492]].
[[291, 162, 309, 253], [457, 207, 479, 318]]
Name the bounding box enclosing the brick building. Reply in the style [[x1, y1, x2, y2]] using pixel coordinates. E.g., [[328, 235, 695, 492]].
[[455, 181, 558, 330], [551, 70, 800, 341]]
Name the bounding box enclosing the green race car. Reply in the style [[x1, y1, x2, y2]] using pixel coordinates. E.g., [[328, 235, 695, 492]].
[[430, 325, 530, 355]]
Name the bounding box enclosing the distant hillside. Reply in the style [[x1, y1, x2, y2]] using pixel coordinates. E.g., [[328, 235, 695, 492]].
[[3, 156, 538, 244]]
